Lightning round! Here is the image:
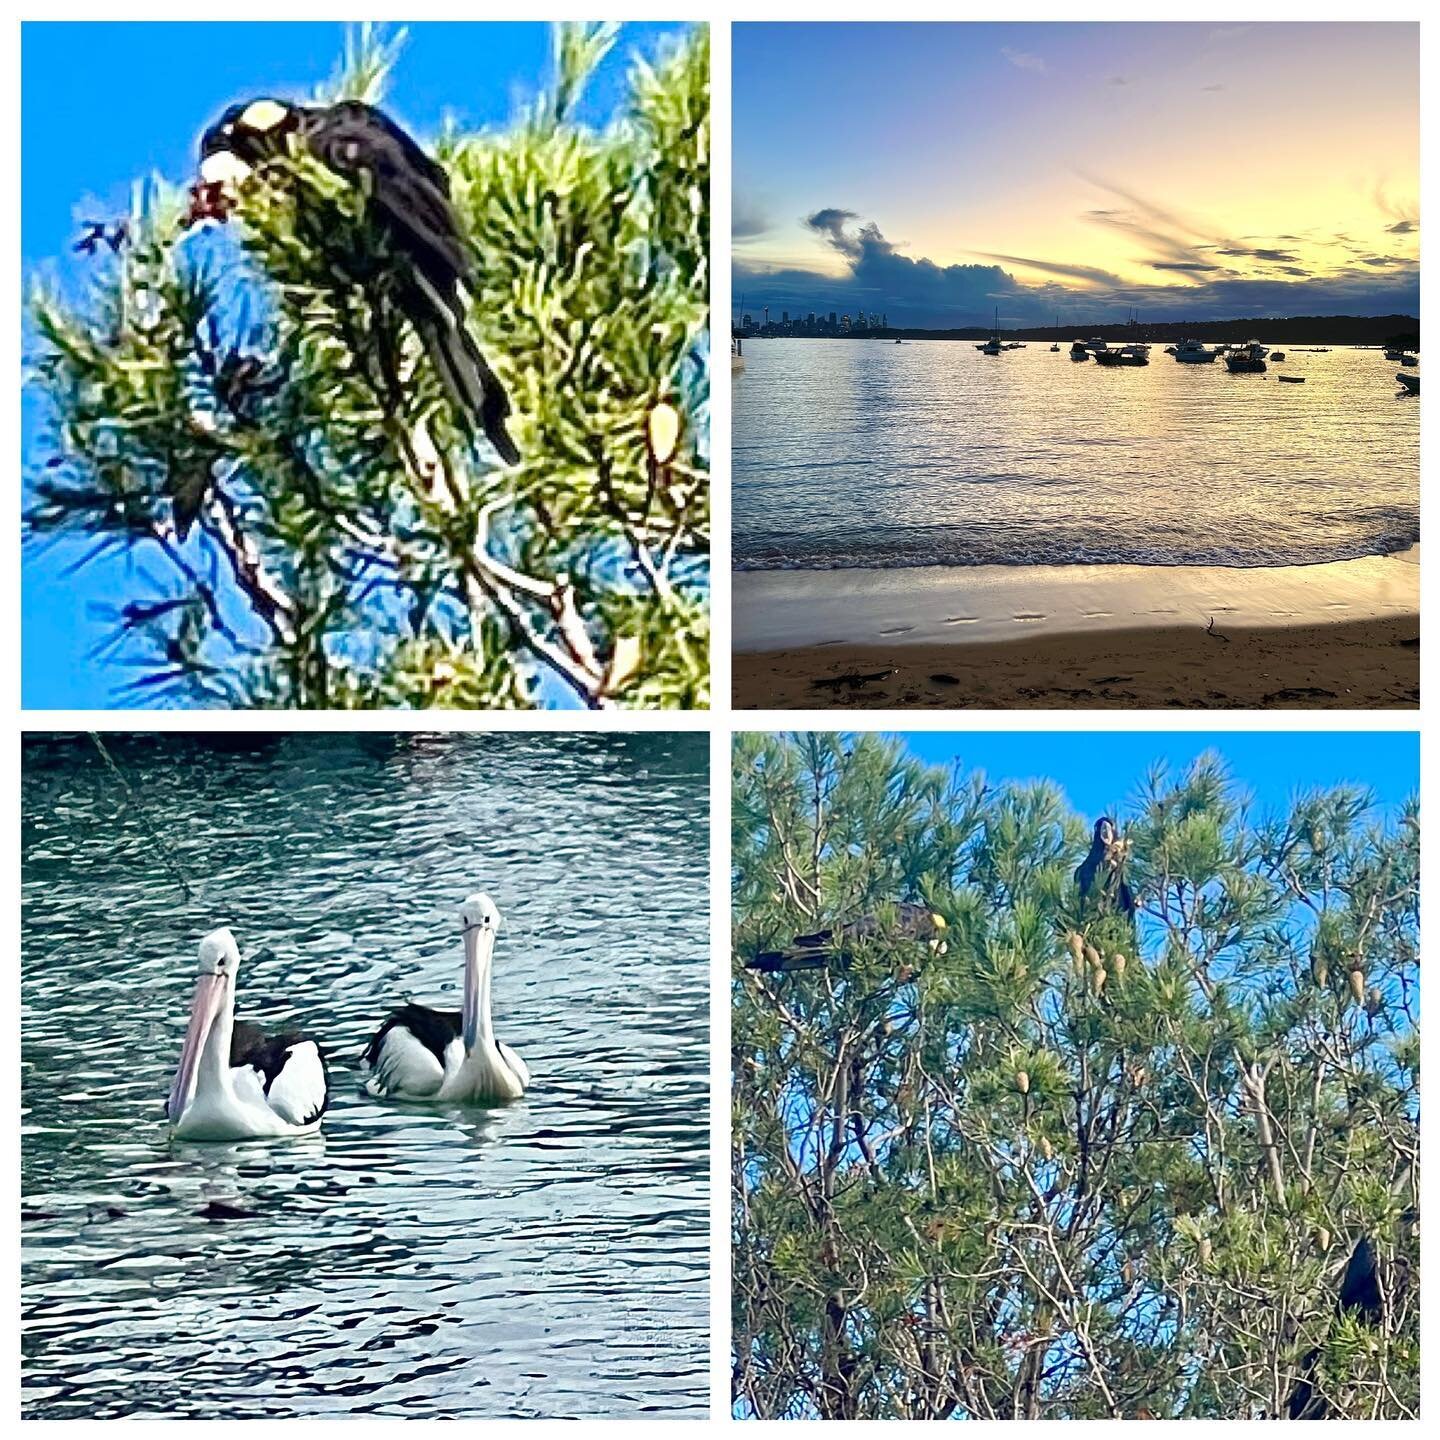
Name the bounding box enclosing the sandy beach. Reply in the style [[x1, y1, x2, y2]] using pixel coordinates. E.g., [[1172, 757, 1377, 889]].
[[733, 549, 1419, 709]]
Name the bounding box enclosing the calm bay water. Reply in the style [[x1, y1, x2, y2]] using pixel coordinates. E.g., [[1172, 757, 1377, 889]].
[[21, 733, 709, 1419], [733, 340, 1419, 571]]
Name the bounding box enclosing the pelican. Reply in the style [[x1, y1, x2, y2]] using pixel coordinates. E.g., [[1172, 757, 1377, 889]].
[[361, 893, 530, 1103], [166, 928, 329, 1140]]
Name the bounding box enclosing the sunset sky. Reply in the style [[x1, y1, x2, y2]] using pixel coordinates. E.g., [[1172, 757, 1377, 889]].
[[733, 22, 1418, 326]]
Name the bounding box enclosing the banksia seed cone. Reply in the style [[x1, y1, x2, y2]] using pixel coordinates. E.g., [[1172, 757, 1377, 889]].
[[647, 401, 681, 466], [1348, 966, 1366, 1005], [1091, 966, 1108, 997], [1113, 952, 1127, 981], [1067, 931, 1084, 964], [1315, 1226, 1332, 1253], [1198, 1236, 1212, 1265], [1039, 1137, 1053, 1161], [1366, 986, 1383, 1018], [1084, 943, 1102, 970], [1015, 1070, 1031, 1095]]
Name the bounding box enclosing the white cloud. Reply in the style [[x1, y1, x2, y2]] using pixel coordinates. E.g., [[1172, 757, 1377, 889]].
[[1001, 46, 1048, 74]]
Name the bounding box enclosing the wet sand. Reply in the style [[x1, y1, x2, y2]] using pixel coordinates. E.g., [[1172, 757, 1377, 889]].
[[734, 616, 1418, 709], [733, 549, 1419, 710]]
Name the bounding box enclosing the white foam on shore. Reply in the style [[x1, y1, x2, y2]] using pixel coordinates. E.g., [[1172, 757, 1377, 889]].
[[732, 547, 1419, 653]]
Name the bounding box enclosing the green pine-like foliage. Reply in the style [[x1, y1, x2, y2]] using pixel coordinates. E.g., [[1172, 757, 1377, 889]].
[[26, 22, 709, 709], [733, 734, 1418, 1420]]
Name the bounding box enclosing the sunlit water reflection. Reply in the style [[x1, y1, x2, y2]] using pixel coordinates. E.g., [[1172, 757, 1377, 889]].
[[733, 340, 1419, 570], [21, 733, 710, 1419]]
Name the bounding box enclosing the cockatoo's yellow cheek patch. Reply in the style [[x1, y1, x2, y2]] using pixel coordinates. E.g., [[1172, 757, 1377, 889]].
[[240, 100, 291, 132]]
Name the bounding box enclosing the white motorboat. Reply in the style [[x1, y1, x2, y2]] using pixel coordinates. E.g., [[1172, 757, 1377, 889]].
[[1173, 337, 1217, 363]]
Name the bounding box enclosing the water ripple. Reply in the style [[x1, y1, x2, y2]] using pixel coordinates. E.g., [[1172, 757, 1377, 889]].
[[733, 341, 1419, 570]]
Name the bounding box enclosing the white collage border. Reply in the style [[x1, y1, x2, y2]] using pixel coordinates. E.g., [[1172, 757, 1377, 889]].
[[4, 2, 1431, 1432]]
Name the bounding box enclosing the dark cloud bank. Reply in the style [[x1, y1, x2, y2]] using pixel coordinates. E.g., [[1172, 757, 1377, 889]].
[[733, 204, 1419, 326]]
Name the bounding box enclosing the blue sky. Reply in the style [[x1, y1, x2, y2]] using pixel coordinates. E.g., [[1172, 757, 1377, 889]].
[[896, 730, 1418, 824], [734, 22, 1418, 327], [21, 21, 687, 708]]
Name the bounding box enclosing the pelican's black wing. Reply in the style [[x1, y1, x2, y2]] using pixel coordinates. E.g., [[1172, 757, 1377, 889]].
[[362, 1002, 463, 1071], [230, 1019, 329, 1124]]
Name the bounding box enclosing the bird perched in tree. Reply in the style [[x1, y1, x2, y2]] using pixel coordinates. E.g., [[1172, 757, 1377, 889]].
[[189, 97, 519, 467], [745, 903, 947, 974], [1075, 817, 1136, 918], [1286, 1212, 1417, 1418]]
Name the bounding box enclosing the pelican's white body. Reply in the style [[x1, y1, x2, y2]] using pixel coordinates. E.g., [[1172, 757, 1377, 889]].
[[366, 1028, 528, 1103], [174, 1046, 325, 1141]]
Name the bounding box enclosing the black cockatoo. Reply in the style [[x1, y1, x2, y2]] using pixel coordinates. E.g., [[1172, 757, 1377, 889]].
[[191, 97, 519, 468], [745, 902, 947, 974], [1286, 1215, 1415, 1419], [1075, 816, 1136, 918]]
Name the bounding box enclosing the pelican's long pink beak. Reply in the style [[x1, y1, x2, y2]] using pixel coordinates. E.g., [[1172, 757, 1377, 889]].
[[461, 924, 497, 1051], [167, 972, 228, 1123]]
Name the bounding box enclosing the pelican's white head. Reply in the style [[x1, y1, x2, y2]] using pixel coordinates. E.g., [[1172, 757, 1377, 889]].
[[461, 893, 501, 936], [167, 927, 242, 1124], [197, 926, 243, 977]]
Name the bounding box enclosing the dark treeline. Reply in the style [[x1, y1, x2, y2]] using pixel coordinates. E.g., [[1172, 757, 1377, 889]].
[[736, 315, 1419, 348]]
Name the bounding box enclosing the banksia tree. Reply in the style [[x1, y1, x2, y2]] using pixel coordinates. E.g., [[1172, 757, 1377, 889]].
[[25, 22, 710, 708], [732, 734, 1418, 1419]]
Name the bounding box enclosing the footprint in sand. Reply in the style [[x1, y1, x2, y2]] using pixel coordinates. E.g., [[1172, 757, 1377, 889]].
[[1013, 612, 1045, 622], [943, 616, 980, 625], [879, 625, 915, 636]]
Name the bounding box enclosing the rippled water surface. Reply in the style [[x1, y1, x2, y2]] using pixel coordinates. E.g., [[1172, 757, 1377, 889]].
[[21, 733, 710, 1419], [733, 340, 1419, 570]]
